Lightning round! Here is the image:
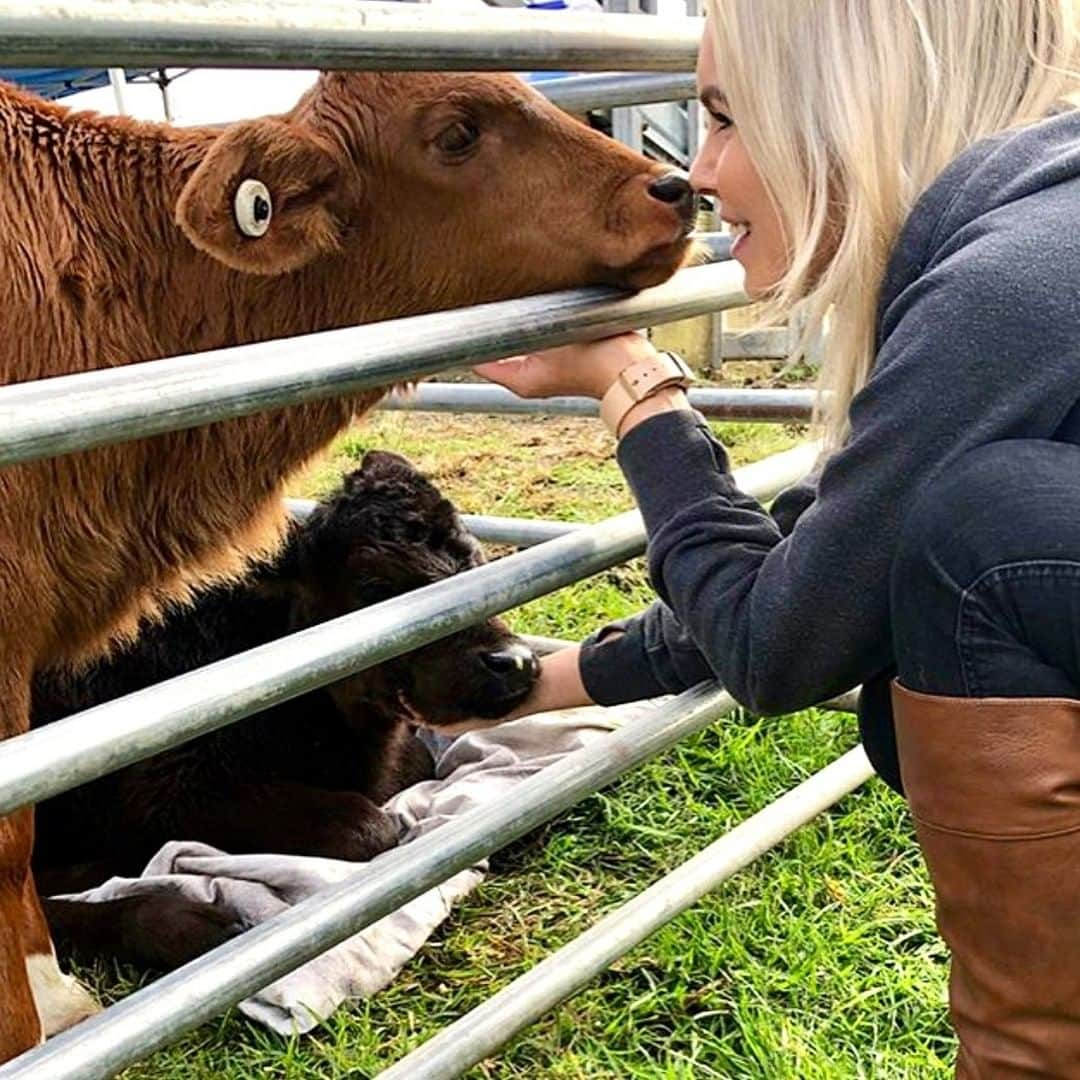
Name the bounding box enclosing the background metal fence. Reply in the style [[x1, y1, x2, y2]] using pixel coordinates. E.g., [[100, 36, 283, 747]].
[[378, 382, 815, 424], [0, 8, 865, 1078]]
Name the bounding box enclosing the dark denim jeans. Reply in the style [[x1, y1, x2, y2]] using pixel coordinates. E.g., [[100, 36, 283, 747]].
[[859, 440, 1080, 794]]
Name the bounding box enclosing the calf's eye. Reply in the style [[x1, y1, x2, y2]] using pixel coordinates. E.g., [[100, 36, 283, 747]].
[[435, 121, 480, 158]]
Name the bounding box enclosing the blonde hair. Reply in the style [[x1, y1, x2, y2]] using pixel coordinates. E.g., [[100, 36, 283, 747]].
[[704, 0, 1080, 448]]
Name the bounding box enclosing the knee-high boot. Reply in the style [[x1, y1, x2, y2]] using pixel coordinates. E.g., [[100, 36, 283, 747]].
[[892, 684, 1080, 1078]]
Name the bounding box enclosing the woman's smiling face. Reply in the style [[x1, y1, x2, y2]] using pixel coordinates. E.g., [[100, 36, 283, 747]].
[[689, 28, 788, 297]]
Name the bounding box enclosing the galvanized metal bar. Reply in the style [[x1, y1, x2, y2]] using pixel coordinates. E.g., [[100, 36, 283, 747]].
[[381, 384, 814, 423], [464, 438, 821, 549], [1, 683, 739, 1080], [0, 2, 701, 72], [460, 515, 580, 547], [294, 436, 818, 550], [691, 230, 732, 263], [106, 67, 126, 114], [611, 103, 643, 157], [377, 746, 874, 1080], [684, 0, 704, 160], [0, 261, 747, 468], [0, 515, 639, 820], [539, 72, 697, 113], [282, 497, 315, 522], [0, 442, 817, 820], [286, 498, 579, 547], [519, 633, 577, 656]]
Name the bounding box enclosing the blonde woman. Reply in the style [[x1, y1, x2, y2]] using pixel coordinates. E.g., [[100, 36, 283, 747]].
[[477, 2, 1080, 1073]]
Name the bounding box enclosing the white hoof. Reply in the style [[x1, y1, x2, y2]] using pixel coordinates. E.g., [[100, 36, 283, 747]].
[[26, 952, 102, 1037]]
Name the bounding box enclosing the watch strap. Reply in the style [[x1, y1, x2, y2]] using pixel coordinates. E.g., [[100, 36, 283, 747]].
[[599, 351, 694, 437]]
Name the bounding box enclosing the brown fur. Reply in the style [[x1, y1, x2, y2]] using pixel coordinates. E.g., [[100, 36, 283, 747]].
[[0, 71, 693, 1056]]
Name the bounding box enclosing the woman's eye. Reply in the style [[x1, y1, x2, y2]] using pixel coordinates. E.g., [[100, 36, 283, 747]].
[[708, 110, 733, 131], [435, 120, 481, 157]]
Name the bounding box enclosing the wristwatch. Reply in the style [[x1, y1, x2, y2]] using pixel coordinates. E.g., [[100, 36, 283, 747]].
[[599, 350, 695, 438]]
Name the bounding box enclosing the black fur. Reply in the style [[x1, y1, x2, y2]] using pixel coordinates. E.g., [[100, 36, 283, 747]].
[[32, 451, 538, 899]]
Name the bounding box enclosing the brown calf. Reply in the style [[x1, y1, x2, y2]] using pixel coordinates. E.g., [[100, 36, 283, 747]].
[[0, 71, 694, 1057]]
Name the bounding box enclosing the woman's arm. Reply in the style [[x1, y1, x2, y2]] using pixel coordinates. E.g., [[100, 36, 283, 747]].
[[507, 644, 593, 718], [614, 222, 1080, 714], [481, 161, 1080, 716]]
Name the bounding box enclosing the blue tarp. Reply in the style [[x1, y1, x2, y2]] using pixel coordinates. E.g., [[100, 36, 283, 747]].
[[0, 68, 158, 101], [0, 68, 112, 100]]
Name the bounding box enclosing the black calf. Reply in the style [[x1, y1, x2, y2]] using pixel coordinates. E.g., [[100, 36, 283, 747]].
[[32, 451, 538, 968]]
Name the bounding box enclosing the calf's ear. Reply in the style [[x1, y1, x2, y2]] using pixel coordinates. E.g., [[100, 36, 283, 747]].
[[176, 118, 343, 275]]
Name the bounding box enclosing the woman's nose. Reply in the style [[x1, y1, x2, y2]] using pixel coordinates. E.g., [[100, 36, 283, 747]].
[[688, 147, 717, 198]]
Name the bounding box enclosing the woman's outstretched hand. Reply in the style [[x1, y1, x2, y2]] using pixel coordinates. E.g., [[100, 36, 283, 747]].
[[473, 332, 658, 400], [504, 644, 595, 720]]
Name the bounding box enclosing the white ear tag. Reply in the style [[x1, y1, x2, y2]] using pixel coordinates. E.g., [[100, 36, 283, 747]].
[[234, 178, 272, 238]]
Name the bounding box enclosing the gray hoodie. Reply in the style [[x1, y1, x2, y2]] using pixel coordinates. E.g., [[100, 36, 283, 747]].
[[578, 108, 1080, 788]]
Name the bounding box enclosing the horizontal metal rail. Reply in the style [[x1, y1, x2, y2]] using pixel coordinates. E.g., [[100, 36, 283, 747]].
[[461, 514, 579, 548], [0, 515, 638, 819], [1, 683, 739, 1080], [689, 230, 732, 263], [0, 261, 746, 468], [287, 500, 579, 547], [289, 433, 819, 551], [539, 72, 697, 112], [0, 2, 701, 71], [0, 442, 816, 820], [377, 745, 874, 1080], [287, 500, 581, 548], [520, 633, 579, 656], [382, 384, 815, 423]]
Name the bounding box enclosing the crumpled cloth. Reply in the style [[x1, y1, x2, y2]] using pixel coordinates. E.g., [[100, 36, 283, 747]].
[[56, 700, 665, 1034]]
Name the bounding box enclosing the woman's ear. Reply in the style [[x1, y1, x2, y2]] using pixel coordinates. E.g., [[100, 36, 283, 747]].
[[176, 117, 344, 275]]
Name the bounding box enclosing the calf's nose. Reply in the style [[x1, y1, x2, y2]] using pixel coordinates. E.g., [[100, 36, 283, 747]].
[[480, 643, 540, 692], [647, 171, 697, 221]]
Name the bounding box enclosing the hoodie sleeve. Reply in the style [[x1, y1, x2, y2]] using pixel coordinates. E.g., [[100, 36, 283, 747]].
[[578, 455, 819, 705]]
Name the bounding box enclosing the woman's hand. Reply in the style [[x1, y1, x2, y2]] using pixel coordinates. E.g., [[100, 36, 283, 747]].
[[505, 645, 595, 720], [473, 331, 659, 400]]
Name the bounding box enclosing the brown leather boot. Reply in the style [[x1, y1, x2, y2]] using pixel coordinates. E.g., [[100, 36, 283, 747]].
[[891, 683, 1080, 1078]]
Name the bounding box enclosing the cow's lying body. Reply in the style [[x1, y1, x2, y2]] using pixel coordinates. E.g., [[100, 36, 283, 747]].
[[32, 452, 537, 971], [0, 71, 693, 1053]]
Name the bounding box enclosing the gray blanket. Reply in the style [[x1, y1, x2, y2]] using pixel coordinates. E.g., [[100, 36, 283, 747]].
[[56, 701, 664, 1034]]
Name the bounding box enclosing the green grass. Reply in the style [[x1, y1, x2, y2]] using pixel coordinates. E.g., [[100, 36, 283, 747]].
[[94, 411, 951, 1079]]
